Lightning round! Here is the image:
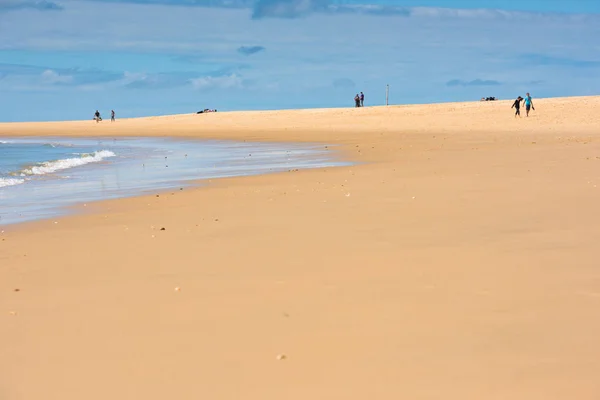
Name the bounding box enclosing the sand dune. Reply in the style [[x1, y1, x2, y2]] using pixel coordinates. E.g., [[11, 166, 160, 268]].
[[2, 96, 600, 399]]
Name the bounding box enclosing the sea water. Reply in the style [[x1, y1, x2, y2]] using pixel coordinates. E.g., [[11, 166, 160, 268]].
[[0, 137, 350, 225]]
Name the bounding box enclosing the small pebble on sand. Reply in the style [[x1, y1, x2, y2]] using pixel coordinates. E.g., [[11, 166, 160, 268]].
[[276, 354, 287, 360]]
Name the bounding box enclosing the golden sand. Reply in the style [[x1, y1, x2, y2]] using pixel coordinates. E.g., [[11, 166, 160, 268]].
[[2, 96, 600, 399]]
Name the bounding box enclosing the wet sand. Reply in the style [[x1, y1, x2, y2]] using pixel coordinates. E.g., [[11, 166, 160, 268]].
[[2, 96, 600, 399]]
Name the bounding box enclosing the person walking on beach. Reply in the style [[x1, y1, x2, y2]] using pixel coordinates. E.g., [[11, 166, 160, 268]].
[[94, 110, 101, 122], [111, 110, 115, 122], [360, 92, 364, 107], [511, 96, 523, 117], [524, 93, 535, 117], [354, 94, 360, 108]]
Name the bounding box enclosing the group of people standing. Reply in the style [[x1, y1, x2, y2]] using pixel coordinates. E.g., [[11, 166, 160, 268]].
[[354, 92, 365, 107], [511, 93, 535, 117], [94, 110, 116, 122]]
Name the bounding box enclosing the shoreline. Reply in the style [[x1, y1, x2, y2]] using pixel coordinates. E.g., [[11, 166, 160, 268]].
[[0, 137, 352, 226], [3, 96, 600, 399]]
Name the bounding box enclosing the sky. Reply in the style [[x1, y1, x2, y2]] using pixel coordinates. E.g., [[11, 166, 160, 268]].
[[1, 0, 599, 121]]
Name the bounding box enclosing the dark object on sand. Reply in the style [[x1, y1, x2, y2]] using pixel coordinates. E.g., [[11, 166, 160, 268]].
[[481, 97, 497, 101], [197, 109, 217, 114]]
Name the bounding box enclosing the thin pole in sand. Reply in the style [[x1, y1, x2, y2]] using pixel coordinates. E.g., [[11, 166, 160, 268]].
[[386, 84, 389, 106]]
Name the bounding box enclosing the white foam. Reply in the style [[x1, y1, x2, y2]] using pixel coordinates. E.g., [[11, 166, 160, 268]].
[[21, 150, 116, 176], [0, 178, 26, 188]]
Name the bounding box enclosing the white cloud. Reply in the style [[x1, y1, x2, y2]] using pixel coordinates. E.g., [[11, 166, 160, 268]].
[[190, 74, 243, 90], [122, 71, 147, 82], [40, 69, 73, 84]]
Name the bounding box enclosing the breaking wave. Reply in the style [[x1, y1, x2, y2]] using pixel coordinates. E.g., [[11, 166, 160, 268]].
[[20, 150, 116, 176], [0, 178, 26, 188]]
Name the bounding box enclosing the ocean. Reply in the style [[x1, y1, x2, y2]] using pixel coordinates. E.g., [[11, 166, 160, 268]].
[[0, 137, 349, 225]]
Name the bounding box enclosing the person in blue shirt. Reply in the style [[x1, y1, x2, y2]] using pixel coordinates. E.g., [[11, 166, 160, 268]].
[[523, 93, 535, 117]]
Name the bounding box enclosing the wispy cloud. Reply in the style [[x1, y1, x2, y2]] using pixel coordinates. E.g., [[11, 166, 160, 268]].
[[0, 63, 124, 87], [0, 63, 41, 75], [250, 0, 411, 19], [237, 45, 265, 56], [329, 4, 411, 16], [190, 73, 244, 90], [122, 71, 189, 89], [446, 79, 502, 87], [0, 0, 63, 11], [409, 7, 520, 19], [0, 62, 250, 93]]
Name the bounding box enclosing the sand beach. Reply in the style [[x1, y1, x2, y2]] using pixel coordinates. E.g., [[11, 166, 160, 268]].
[[2, 96, 600, 399]]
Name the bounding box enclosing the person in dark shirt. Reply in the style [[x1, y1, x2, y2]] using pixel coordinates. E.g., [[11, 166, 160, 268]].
[[511, 96, 522, 117], [360, 92, 364, 107], [94, 110, 101, 122], [111, 110, 115, 122], [354, 94, 360, 108]]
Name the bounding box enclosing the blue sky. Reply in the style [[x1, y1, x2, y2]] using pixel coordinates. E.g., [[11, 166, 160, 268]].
[[1, 0, 599, 121]]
